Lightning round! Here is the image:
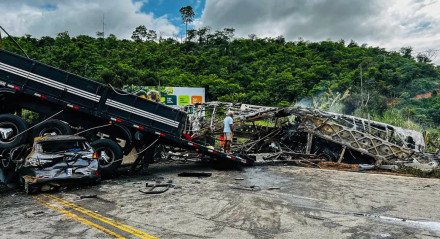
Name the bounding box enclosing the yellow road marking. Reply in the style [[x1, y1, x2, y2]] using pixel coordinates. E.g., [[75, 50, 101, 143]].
[[44, 194, 158, 239], [33, 195, 125, 238]]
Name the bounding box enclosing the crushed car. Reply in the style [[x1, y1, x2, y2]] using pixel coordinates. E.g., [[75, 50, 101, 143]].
[[2, 135, 100, 194]]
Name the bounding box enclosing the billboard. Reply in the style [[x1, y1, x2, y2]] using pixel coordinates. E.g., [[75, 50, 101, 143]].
[[123, 85, 205, 107]]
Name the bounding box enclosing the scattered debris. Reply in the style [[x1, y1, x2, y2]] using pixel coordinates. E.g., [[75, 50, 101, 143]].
[[178, 172, 212, 177], [229, 185, 261, 191], [358, 164, 375, 171], [139, 182, 173, 194], [186, 102, 439, 174], [318, 162, 358, 171], [303, 213, 326, 221], [32, 211, 44, 215], [79, 194, 98, 199]]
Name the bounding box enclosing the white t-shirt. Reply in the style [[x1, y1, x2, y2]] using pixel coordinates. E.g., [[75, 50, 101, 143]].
[[223, 116, 233, 133]]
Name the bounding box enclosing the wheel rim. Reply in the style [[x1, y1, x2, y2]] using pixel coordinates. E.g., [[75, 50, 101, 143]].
[[39, 127, 63, 136], [0, 122, 19, 145], [96, 147, 116, 168], [318, 153, 332, 161], [1, 157, 10, 168]]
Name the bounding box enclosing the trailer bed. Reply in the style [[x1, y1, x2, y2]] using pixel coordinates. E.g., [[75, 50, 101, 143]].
[[0, 49, 246, 164]]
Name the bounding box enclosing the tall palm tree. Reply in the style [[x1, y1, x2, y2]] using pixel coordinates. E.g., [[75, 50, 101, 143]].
[[179, 6, 195, 41]]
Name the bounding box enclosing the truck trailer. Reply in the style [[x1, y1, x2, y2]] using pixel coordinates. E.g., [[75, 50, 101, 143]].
[[0, 49, 247, 184]]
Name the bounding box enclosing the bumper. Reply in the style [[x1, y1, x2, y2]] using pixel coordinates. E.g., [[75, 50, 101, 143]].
[[23, 172, 100, 188]]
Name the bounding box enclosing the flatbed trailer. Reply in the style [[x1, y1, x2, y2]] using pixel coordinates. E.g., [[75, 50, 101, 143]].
[[0, 49, 246, 178]]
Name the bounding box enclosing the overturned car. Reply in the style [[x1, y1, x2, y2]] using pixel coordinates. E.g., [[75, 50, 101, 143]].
[[3, 135, 100, 194]]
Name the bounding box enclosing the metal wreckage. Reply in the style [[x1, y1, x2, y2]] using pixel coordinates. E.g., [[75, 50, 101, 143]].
[[185, 102, 439, 171], [1, 45, 437, 195]]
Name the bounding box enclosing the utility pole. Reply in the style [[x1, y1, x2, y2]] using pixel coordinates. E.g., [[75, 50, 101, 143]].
[[360, 64, 363, 106], [102, 13, 105, 38]]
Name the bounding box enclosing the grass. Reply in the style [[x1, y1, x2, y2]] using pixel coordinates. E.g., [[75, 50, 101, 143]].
[[395, 166, 440, 179]]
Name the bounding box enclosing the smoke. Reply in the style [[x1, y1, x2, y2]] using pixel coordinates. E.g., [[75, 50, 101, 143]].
[[294, 90, 350, 114], [294, 97, 313, 108]]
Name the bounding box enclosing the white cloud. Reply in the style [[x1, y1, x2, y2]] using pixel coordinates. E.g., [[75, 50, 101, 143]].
[[201, 0, 440, 64], [0, 0, 179, 39]]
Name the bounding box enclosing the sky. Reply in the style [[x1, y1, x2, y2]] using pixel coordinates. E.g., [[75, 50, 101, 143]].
[[0, 0, 439, 64]]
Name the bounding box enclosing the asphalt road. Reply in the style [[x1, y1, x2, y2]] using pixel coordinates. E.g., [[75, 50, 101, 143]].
[[1, 162, 440, 238]]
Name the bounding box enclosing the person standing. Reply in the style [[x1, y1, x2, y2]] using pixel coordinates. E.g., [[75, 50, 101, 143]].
[[223, 111, 234, 153]]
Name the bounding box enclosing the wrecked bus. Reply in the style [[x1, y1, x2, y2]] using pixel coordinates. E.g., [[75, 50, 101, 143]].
[[189, 102, 439, 170]]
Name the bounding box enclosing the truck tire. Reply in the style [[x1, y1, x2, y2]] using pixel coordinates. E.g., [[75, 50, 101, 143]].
[[0, 114, 28, 150], [311, 138, 341, 162], [153, 144, 168, 162], [313, 145, 340, 161], [32, 119, 72, 137], [24, 182, 39, 195], [91, 139, 123, 178], [1, 167, 18, 191]]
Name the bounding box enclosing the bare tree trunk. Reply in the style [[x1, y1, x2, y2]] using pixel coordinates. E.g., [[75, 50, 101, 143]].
[[185, 23, 188, 41]]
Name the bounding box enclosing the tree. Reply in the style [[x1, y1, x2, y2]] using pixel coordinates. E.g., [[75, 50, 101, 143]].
[[131, 26, 157, 42], [275, 35, 285, 44], [4, 29, 440, 130], [248, 34, 257, 40], [223, 28, 235, 41], [197, 26, 211, 44], [131, 25, 147, 42], [347, 40, 358, 47], [400, 47, 413, 59], [416, 53, 431, 63], [146, 30, 157, 42], [179, 6, 195, 41], [187, 29, 197, 42], [96, 31, 104, 38]]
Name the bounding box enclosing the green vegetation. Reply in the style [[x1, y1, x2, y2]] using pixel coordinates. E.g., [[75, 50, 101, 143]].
[[396, 166, 440, 179], [0, 27, 439, 141]]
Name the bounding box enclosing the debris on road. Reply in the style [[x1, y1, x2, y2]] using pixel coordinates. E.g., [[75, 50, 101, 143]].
[[139, 181, 174, 194], [229, 185, 261, 191], [32, 211, 44, 215], [177, 172, 212, 177], [358, 164, 376, 171], [79, 194, 98, 199]]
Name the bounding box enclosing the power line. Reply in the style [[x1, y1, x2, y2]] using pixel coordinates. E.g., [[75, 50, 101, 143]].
[[0, 25, 29, 58], [411, 48, 440, 61]]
